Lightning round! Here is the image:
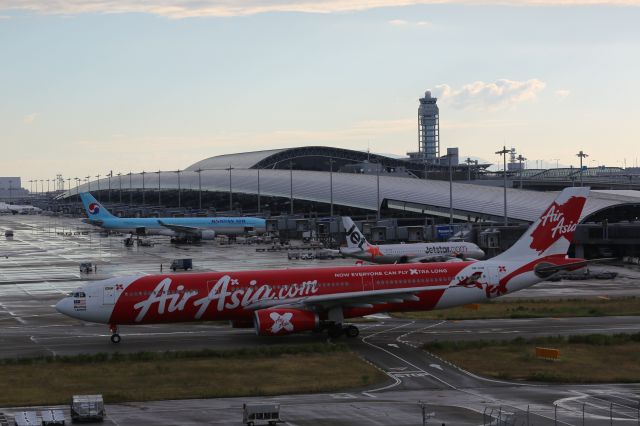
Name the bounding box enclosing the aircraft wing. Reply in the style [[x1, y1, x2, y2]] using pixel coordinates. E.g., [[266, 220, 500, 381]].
[[245, 284, 450, 311], [157, 220, 202, 235]]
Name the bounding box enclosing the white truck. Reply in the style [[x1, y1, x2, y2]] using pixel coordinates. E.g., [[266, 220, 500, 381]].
[[70, 395, 104, 422], [242, 403, 282, 426]]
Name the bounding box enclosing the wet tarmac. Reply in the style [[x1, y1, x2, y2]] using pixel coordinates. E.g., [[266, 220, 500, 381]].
[[1, 214, 639, 425]]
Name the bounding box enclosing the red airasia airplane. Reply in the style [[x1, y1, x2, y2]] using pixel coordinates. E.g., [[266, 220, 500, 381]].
[[56, 187, 591, 343]]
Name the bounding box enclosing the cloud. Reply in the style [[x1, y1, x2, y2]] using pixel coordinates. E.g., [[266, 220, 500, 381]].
[[23, 113, 37, 124], [388, 18, 432, 26], [555, 89, 571, 99], [2, 1, 639, 19], [440, 118, 526, 129], [432, 79, 546, 110]]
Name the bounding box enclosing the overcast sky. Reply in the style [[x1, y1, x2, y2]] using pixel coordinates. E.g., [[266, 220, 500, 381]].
[[1, 1, 639, 183]]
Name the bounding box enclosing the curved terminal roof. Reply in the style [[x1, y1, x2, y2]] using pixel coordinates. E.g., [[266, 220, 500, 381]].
[[186, 149, 287, 171], [61, 168, 640, 224], [185, 146, 413, 172]]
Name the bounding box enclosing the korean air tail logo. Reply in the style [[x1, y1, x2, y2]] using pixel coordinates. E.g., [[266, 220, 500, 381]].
[[88, 203, 100, 215]]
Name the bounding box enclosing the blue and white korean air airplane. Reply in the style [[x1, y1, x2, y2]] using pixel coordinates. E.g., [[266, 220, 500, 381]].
[[79, 193, 266, 240]]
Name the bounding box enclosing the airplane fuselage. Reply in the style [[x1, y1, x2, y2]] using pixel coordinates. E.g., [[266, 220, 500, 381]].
[[340, 242, 485, 264], [86, 217, 266, 236], [56, 254, 575, 326]]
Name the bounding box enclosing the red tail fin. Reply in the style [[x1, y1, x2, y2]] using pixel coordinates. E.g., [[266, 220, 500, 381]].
[[494, 187, 589, 261]]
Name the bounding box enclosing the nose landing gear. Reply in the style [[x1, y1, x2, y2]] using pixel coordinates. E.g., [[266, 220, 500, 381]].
[[109, 324, 121, 344]]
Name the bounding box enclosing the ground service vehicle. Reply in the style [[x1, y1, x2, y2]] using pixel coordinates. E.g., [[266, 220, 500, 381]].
[[170, 258, 193, 271], [79, 262, 93, 274], [41, 409, 66, 425], [70, 395, 104, 422], [4, 230, 13, 238], [243, 403, 282, 426], [56, 188, 596, 343], [13, 411, 37, 426]]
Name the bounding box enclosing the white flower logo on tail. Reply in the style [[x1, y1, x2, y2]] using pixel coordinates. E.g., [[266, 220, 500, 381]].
[[270, 312, 294, 334]]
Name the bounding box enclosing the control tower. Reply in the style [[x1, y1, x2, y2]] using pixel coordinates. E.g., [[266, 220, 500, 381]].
[[418, 91, 440, 163]]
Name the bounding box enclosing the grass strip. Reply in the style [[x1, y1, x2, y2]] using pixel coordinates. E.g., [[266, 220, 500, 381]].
[[392, 296, 640, 320], [424, 333, 640, 383], [0, 343, 386, 407]]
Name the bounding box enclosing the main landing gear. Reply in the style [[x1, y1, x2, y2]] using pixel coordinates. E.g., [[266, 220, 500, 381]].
[[110, 324, 121, 344], [327, 324, 359, 339]]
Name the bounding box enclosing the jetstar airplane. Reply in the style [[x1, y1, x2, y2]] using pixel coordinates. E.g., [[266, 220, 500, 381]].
[[57, 187, 592, 343], [79, 192, 266, 241], [340, 217, 485, 264]]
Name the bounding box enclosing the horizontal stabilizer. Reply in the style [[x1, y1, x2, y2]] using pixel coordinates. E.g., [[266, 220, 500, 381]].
[[534, 258, 615, 277]]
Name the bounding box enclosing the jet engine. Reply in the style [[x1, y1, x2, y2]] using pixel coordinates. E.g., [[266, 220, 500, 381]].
[[253, 308, 319, 336], [199, 230, 216, 240]]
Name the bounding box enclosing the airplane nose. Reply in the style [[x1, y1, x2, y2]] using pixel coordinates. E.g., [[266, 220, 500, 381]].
[[55, 297, 72, 316]]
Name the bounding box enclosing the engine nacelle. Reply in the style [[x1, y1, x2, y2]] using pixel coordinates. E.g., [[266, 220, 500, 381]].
[[199, 230, 216, 240], [254, 308, 319, 336]]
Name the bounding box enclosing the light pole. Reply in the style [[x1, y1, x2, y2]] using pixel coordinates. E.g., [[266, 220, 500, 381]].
[[96, 174, 101, 201], [128, 172, 132, 204], [141, 171, 146, 205], [176, 169, 181, 208], [46, 179, 50, 195], [157, 170, 161, 206], [196, 168, 202, 210], [256, 168, 261, 213], [465, 157, 474, 182], [40, 179, 44, 196], [517, 154, 527, 189], [227, 166, 234, 211], [329, 158, 334, 217], [74, 178, 80, 202], [66, 178, 71, 196], [117, 173, 122, 203], [448, 154, 453, 225], [107, 171, 112, 203], [85, 176, 91, 193], [496, 146, 510, 226], [577, 150, 588, 187], [376, 160, 381, 220], [289, 161, 294, 215]]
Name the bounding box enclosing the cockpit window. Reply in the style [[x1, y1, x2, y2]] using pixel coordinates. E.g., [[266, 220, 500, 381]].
[[72, 292, 86, 298]]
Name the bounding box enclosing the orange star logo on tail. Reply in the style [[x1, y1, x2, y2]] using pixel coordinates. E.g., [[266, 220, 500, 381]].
[[366, 245, 383, 259]]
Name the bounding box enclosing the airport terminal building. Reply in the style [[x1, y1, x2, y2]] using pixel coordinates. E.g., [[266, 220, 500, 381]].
[[54, 146, 640, 258]]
